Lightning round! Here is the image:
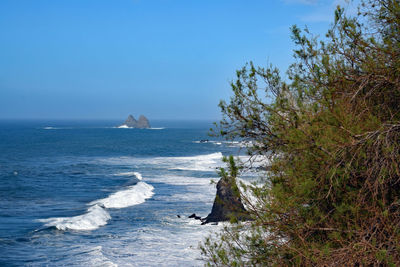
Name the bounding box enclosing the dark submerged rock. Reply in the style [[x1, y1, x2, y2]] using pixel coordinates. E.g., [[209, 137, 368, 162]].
[[188, 213, 203, 220]]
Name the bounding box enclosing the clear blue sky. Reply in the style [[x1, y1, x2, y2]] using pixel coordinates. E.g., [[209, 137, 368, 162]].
[[0, 0, 358, 120]]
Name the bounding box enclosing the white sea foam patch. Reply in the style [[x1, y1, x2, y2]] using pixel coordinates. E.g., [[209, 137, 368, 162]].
[[96, 152, 224, 172], [166, 152, 223, 171], [193, 140, 252, 147], [146, 175, 213, 186], [89, 181, 154, 209], [193, 140, 222, 145], [82, 246, 118, 267], [42, 126, 74, 130], [56, 245, 118, 267], [114, 126, 165, 130], [237, 154, 271, 172], [96, 219, 225, 266], [237, 178, 263, 211], [38, 204, 111, 231], [116, 125, 130, 128], [43, 126, 64, 130]]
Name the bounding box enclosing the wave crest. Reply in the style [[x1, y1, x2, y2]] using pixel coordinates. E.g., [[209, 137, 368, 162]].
[[38, 204, 111, 231], [89, 181, 154, 209], [39, 172, 153, 231]]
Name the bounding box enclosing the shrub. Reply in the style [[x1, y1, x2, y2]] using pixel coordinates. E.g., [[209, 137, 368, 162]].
[[202, 1, 400, 265]]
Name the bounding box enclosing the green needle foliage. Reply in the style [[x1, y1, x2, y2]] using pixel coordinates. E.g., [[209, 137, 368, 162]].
[[202, 0, 400, 266]]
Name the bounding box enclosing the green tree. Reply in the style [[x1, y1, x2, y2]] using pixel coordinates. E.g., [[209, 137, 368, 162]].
[[202, 0, 400, 265]]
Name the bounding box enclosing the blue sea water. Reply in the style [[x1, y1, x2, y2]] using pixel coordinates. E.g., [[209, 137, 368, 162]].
[[0, 120, 243, 266]]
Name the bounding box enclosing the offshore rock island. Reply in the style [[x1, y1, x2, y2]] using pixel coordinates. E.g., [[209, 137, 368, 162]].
[[118, 115, 151, 128]]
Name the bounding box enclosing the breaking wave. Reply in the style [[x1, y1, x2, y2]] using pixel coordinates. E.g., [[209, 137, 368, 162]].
[[38, 204, 111, 231], [38, 172, 153, 231], [89, 181, 154, 209], [114, 171, 142, 180]]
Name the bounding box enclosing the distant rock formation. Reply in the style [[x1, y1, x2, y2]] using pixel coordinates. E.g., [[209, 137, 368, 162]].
[[201, 177, 250, 224], [118, 115, 150, 128], [137, 115, 150, 128], [124, 115, 137, 127]]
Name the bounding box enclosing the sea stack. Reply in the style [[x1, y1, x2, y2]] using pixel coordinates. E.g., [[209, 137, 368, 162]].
[[201, 177, 250, 224], [124, 115, 138, 127], [137, 115, 150, 129], [118, 115, 150, 128]]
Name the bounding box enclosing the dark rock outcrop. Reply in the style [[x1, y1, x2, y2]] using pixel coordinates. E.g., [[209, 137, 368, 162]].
[[124, 115, 138, 127], [202, 177, 250, 224], [137, 115, 150, 128], [118, 115, 150, 128], [188, 213, 202, 220]]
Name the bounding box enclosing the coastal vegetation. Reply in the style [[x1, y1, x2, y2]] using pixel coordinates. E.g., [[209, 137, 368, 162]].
[[201, 0, 400, 265]]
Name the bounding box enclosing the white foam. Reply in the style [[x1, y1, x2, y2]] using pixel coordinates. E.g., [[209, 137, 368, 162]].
[[146, 175, 213, 186], [95, 218, 224, 266], [96, 152, 224, 172], [116, 125, 130, 129], [85, 246, 118, 267], [192, 140, 222, 145], [192, 140, 254, 148], [89, 182, 154, 209], [166, 152, 223, 171], [61, 245, 118, 267], [42, 126, 75, 130], [237, 154, 270, 170], [114, 171, 142, 180], [115, 125, 163, 130], [38, 204, 111, 231], [237, 178, 262, 211]]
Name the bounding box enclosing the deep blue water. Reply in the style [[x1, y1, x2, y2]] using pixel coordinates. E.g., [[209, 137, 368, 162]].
[[0, 120, 240, 266]]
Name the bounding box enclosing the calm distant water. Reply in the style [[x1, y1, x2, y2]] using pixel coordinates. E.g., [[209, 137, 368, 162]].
[[0, 120, 242, 266]]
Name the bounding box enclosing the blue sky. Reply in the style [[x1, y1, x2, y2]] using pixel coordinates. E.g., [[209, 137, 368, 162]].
[[0, 0, 358, 120]]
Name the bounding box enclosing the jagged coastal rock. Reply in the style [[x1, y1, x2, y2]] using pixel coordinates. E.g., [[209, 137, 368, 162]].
[[118, 115, 150, 128], [201, 177, 250, 225]]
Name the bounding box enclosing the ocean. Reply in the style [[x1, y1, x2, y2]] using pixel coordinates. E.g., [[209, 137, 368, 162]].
[[0, 120, 245, 266]]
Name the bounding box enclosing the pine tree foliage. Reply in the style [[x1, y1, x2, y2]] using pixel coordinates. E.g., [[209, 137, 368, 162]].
[[202, 0, 400, 265]]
